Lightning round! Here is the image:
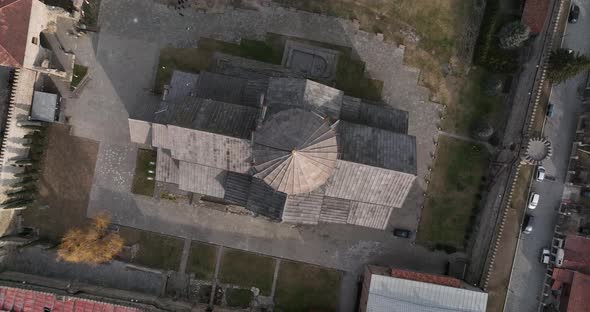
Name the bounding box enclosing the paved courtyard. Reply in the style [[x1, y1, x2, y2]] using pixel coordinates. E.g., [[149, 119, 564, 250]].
[[59, 0, 447, 310]]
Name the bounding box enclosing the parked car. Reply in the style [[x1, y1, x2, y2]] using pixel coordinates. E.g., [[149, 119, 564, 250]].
[[546, 104, 554, 117], [528, 192, 540, 209], [540, 248, 551, 264], [536, 166, 546, 181], [556, 248, 564, 266], [393, 228, 411, 238], [569, 4, 580, 23], [523, 215, 535, 234]]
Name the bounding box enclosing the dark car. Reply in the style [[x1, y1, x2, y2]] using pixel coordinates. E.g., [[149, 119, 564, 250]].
[[522, 214, 535, 234], [569, 4, 580, 23], [546, 104, 554, 117], [393, 228, 411, 238]]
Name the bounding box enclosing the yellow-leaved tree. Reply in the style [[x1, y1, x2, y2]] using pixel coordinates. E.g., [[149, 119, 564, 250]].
[[58, 214, 124, 265]]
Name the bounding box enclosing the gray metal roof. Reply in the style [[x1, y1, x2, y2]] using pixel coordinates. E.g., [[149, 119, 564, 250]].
[[324, 160, 415, 208], [340, 96, 409, 134], [223, 172, 252, 205], [168, 125, 252, 173], [155, 148, 179, 184], [366, 274, 488, 312], [265, 78, 342, 120], [167, 71, 200, 102], [337, 121, 417, 175], [347, 202, 392, 229], [245, 178, 287, 220], [154, 97, 258, 139], [319, 196, 351, 224], [195, 72, 247, 105], [178, 162, 227, 198], [282, 187, 325, 224], [252, 109, 337, 195], [30, 91, 58, 122]]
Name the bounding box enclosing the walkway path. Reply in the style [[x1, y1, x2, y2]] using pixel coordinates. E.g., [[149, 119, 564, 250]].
[[178, 238, 191, 274], [438, 131, 494, 152]]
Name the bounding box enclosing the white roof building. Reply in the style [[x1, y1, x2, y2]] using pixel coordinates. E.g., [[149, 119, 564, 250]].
[[360, 266, 488, 312]]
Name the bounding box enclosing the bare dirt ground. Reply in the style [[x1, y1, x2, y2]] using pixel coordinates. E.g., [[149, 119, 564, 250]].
[[21, 124, 99, 241]]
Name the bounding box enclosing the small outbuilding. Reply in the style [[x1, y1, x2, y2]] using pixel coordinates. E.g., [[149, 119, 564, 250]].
[[30, 91, 59, 122]]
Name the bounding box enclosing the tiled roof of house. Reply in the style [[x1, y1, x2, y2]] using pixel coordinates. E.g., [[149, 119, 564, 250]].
[[566, 272, 590, 312], [0, 0, 32, 67], [0, 286, 142, 312], [390, 269, 462, 288], [563, 235, 590, 274], [522, 0, 550, 34]]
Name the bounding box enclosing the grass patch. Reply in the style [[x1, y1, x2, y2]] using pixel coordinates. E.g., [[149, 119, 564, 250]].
[[186, 241, 217, 280], [218, 248, 275, 295], [131, 149, 156, 196], [225, 288, 252, 308], [417, 136, 490, 250], [155, 34, 383, 100], [274, 261, 341, 312], [273, 0, 471, 64], [119, 227, 184, 271], [70, 64, 88, 90], [443, 68, 505, 134]]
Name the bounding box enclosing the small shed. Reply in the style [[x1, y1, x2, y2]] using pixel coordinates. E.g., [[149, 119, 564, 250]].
[[31, 91, 59, 122]]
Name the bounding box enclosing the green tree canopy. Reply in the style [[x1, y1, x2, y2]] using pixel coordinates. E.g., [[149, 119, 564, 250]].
[[548, 49, 590, 83]]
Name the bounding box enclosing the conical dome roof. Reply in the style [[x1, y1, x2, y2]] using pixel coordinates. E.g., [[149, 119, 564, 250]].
[[253, 109, 338, 194]]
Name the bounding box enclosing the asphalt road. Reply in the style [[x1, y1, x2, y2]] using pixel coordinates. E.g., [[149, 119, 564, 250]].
[[504, 1, 590, 311]]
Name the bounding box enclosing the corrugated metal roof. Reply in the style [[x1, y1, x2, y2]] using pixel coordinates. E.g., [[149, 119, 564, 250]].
[[366, 274, 488, 312], [0, 286, 142, 312], [30, 91, 58, 122], [155, 148, 179, 184], [168, 125, 251, 173], [319, 196, 350, 223], [154, 97, 258, 139], [245, 178, 286, 220], [151, 123, 170, 149], [337, 121, 417, 175], [223, 172, 252, 205], [167, 71, 199, 102], [128, 119, 152, 145], [195, 72, 246, 105], [324, 160, 415, 208], [340, 96, 409, 134], [252, 109, 337, 195], [347, 202, 392, 229], [282, 188, 325, 224], [178, 161, 227, 197]]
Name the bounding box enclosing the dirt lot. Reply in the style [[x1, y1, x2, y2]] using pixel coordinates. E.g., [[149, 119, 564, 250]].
[[21, 124, 99, 241]]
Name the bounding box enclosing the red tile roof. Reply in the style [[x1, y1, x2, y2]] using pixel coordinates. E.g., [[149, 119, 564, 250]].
[[0, 0, 33, 67], [390, 269, 462, 288], [565, 272, 590, 312], [0, 286, 143, 312], [551, 268, 575, 290], [563, 235, 590, 275], [522, 0, 550, 34]]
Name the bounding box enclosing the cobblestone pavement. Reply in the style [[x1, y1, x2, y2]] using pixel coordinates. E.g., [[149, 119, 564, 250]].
[[60, 0, 448, 310]]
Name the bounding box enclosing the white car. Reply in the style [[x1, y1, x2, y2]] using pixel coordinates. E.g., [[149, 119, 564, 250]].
[[540, 248, 551, 264], [536, 166, 546, 181], [528, 192, 540, 209]]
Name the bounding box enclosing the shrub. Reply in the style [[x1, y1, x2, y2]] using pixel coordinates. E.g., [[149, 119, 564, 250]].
[[498, 21, 530, 49]]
